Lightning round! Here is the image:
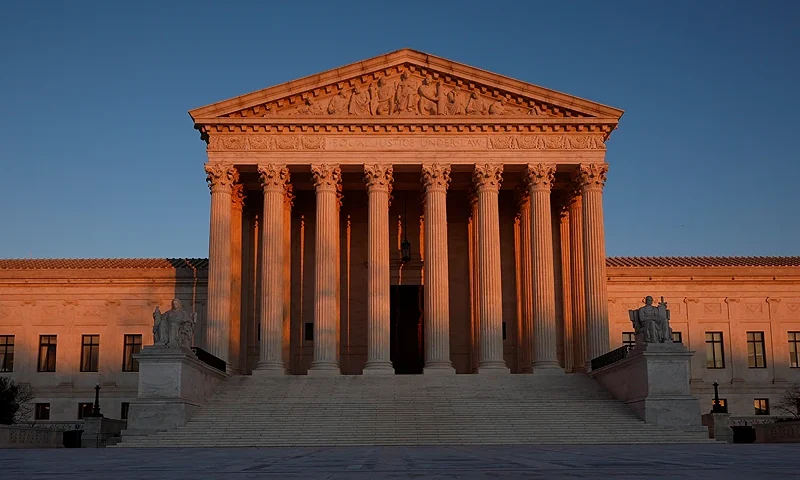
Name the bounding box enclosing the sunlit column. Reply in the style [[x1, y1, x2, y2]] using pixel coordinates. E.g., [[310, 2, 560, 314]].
[[228, 183, 245, 374], [204, 163, 238, 364], [558, 201, 574, 372], [516, 186, 533, 373], [473, 163, 509, 374], [421, 163, 455, 374], [308, 163, 342, 375], [578, 163, 611, 364], [253, 164, 290, 374], [526, 163, 563, 374], [568, 189, 588, 371], [363, 163, 394, 375]]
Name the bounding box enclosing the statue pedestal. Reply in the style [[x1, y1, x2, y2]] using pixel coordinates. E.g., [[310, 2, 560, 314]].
[[702, 412, 733, 443], [590, 342, 703, 430], [123, 346, 227, 439]]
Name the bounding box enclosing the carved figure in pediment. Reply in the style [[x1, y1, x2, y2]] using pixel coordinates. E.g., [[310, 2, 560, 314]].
[[418, 76, 440, 115], [466, 92, 488, 115], [395, 71, 418, 114], [489, 98, 506, 115], [327, 90, 350, 115], [348, 85, 371, 116], [370, 78, 395, 115], [443, 88, 466, 115], [298, 98, 324, 115]]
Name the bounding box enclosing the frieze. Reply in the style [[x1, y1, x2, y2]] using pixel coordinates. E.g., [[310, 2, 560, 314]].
[[207, 134, 605, 152]]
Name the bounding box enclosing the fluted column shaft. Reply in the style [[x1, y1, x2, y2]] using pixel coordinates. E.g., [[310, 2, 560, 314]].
[[468, 191, 480, 372], [228, 184, 245, 374], [568, 193, 588, 371], [526, 163, 563, 373], [579, 163, 611, 364], [204, 163, 238, 363], [421, 164, 455, 374], [558, 206, 574, 372], [516, 189, 533, 373], [474, 164, 509, 374], [363, 164, 394, 374], [309, 164, 342, 375], [254, 164, 290, 374]]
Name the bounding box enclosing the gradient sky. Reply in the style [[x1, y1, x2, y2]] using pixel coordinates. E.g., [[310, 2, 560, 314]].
[[1, 1, 798, 259]]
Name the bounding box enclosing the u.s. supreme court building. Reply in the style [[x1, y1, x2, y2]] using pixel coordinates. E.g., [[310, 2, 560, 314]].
[[1, 50, 799, 444]]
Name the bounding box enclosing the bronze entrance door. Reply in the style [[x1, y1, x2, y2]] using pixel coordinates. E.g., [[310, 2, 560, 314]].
[[390, 285, 424, 374]]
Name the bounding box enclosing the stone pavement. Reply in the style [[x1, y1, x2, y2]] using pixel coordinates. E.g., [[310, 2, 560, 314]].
[[0, 444, 794, 479]]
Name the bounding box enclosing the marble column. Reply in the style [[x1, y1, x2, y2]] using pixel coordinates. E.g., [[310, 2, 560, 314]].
[[421, 163, 455, 374], [468, 190, 480, 372], [515, 187, 533, 374], [363, 163, 394, 375], [526, 163, 563, 374], [253, 164, 290, 374], [308, 163, 342, 375], [568, 190, 588, 371], [228, 184, 245, 374], [558, 203, 574, 373], [204, 163, 238, 363], [578, 163, 611, 363], [282, 186, 294, 372], [473, 164, 509, 374]]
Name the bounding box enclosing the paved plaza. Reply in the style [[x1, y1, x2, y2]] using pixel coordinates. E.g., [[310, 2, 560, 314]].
[[0, 444, 796, 479]]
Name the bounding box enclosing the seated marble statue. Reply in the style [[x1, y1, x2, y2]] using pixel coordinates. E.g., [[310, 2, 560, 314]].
[[153, 299, 196, 349], [628, 296, 672, 344]]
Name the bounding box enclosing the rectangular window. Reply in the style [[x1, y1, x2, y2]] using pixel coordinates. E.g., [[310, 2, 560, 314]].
[[80, 335, 100, 372], [120, 402, 130, 420], [705, 332, 725, 369], [38, 335, 57, 372], [304, 322, 314, 342], [747, 332, 766, 368], [122, 335, 142, 372], [754, 398, 770, 415], [0, 335, 14, 372], [78, 402, 93, 420], [34, 403, 50, 420], [789, 332, 800, 368], [671, 331, 683, 344], [712, 398, 728, 413], [622, 332, 635, 348], [502, 322, 507, 340]]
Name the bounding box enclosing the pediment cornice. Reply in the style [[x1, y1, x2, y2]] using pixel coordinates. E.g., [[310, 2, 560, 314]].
[[189, 49, 623, 134]]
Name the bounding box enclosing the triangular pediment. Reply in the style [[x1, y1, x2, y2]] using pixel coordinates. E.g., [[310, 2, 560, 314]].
[[189, 49, 623, 122]]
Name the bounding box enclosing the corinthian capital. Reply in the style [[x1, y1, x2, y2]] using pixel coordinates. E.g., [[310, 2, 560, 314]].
[[231, 183, 246, 210], [363, 163, 394, 194], [421, 163, 451, 193], [472, 163, 503, 193], [311, 163, 342, 192], [524, 163, 556, 192], [257, 163, 290, 193], [576, 163, 608, 191], [205, 163, 238, 193]]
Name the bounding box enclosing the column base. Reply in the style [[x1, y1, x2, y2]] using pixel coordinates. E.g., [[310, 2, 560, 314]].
[[251, 362, 287, 376], [532, 361, 564, 375], [308, 361, 341, 376], [362, 361, 394, 375], [423, 363, 456, 375], [477, 361, 510, 374]]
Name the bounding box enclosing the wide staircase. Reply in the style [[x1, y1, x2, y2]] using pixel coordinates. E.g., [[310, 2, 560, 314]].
[[117, 374, 711, 447]]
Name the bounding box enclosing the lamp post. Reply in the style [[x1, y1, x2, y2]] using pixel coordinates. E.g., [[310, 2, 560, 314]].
[[712, 381, 723, 413], [91, 384, 103, 417]]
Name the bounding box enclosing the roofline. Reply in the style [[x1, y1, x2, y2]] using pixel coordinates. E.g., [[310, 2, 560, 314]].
[[188, 48, 624, 121]]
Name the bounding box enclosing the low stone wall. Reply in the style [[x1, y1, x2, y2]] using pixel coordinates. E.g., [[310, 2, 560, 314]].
[[82, 417, 127, 448], [590, 343, 703, 429], [0, 425, 63, 448], [754, 420, 800, 443]]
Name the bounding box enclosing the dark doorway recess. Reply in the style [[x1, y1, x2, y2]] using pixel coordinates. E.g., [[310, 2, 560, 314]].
[[390, 285, 424, 374]]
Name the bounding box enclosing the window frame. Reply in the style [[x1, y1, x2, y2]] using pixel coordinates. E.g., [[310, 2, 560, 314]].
[[78, 402, 93, 420], [37, 335, 57, 372], [754, 398, 770, 415], [122, 334, 142, 372], [304, 322, 314, 342], [80, 334, 100, 373], [0, 335, 14, 372], [705, 332, 725, 369], [747, 331, 767, 369], [671, 331, 682, 344], [34, 403, 50, 420], [622, 332, 636, 348], [712, 398, 728, 413], [789, 332, 800, 368], [120, 402, 130, 420]]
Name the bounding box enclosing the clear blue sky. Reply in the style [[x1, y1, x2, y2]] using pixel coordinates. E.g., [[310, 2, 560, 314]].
[[1, 1, 797, 259]]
